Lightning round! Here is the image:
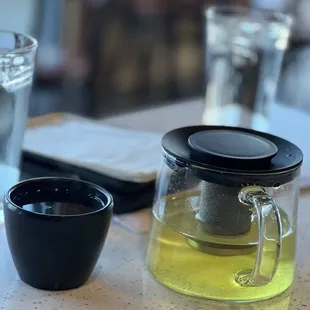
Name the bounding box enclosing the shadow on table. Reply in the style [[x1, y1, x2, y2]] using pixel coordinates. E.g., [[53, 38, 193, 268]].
[[199, 289, 291, 310], [137, 269, 292, 310]]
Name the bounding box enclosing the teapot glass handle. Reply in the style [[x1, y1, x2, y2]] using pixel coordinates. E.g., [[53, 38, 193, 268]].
[[237, 186, 282, 287]]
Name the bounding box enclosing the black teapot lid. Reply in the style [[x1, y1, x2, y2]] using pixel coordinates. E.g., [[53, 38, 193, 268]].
[[162, 126, 303, 185]]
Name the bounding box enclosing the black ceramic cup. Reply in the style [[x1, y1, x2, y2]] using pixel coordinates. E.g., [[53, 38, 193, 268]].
[[4, 177, 113, 291]]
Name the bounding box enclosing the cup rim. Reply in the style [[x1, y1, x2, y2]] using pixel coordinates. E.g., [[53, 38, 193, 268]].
[[0, 30, 37, 54], [204, 5, 293, 27], [5, 177, 113, 218]]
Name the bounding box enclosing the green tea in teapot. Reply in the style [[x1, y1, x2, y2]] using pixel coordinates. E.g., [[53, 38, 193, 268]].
[[146, 192, 295, 301]]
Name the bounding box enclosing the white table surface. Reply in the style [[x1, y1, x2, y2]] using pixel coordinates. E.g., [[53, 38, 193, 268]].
[[103, 98, 310, 187], [102, 98, 205, 134], [1, 192, 310, 310], [1, 100, 310, 309]]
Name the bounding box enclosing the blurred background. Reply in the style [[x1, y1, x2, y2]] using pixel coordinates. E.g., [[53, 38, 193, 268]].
[[4, 0, 310, 119]]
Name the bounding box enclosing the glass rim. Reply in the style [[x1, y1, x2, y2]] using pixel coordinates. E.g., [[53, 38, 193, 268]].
[[0, 30, 37, 54], [5, 177, 114, 218], [204, 5, 293, 26]]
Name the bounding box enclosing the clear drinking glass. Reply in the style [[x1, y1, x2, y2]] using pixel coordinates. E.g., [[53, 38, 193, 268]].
[[202, 6, 293, 132], [0, 31, 37, 223]]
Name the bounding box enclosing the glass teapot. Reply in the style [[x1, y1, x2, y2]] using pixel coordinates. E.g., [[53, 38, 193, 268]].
[[146, 126, 303, 302]]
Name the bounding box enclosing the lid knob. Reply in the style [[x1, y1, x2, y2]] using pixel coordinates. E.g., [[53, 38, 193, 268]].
[[188, 130, 278, 169]]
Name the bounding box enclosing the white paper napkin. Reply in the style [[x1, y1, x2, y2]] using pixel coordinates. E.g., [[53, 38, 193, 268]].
[[24, 116, 162, 183]]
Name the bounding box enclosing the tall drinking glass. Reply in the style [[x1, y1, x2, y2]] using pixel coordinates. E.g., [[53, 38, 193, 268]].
[[203, 6, 292, 132], [0, 31, 37, 223]]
